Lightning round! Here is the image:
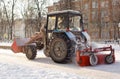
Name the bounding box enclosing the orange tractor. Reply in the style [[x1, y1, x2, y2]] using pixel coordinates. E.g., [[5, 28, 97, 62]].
[[11, 10, 115, 66]]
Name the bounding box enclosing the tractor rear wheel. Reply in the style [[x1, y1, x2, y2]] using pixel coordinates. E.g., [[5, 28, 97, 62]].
[[26, 45, 37, 60], [44, 47, 50, 57], [50, 38, 68, 63]]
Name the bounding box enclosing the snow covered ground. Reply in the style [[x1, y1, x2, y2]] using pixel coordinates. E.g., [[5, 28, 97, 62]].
[[0, 49, 93, 79], [0, 42, 12, 46], [0, 62, 89, 79], [0, 42, 120, 79]]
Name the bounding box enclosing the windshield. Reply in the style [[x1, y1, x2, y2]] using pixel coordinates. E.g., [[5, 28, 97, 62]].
[[69, 15, 81, 31], [57, 15, 68, 30], [47, 14, 82, 31]]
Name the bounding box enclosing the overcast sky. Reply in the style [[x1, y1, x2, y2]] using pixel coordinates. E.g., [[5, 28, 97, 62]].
[[49, 0, 59, 6], [21, 0, 59, 18], [1, 0, 60, 18]]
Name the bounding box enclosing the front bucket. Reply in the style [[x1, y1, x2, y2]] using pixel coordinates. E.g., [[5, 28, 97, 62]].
[[11, 38, 30, 53]]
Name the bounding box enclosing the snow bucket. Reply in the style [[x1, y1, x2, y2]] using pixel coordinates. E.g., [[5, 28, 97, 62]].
[[11, 38, 30, 53]]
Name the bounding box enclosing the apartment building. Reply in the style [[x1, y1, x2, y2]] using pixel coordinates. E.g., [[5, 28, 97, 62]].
[[48, 0, 120, 40]]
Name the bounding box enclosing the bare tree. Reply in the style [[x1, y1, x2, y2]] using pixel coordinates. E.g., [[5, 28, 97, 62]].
[[113, 0, 120, 23], [35, 0, 47, 32], [112, 0, 120, 39], [18, 0, 47, 37], [1, 0, 17, 40], [1, 0, 11, 40], [0, 1, 2, 39], [10, 0, 16, 40]]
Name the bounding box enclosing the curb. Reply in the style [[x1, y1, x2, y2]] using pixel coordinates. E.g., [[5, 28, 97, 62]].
[[0, 46, 11, 49]]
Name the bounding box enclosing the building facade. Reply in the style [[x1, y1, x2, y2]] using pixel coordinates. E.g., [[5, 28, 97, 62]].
[[48, 0, 120, 40]]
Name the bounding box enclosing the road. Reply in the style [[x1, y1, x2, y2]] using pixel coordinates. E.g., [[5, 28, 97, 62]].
[[0, 49, 120, 79]]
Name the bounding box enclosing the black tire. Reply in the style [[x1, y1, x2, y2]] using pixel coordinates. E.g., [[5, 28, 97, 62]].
[[89, 54, 98, 66], [50, 38, 68, 63], [105, 55, 114, 64], [26, 45, 37, 60]]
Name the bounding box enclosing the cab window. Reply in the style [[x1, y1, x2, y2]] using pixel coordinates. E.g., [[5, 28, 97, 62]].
[[69, 15, 81, 31], [48, 16, 56, 30], [57, 15, 68, 31]]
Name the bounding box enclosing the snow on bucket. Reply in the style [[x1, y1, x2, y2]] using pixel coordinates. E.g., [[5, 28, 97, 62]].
[[11, 38, 30, 53]]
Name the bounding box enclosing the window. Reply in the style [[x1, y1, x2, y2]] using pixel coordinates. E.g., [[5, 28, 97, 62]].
[[69, 15, 81, 31], [84, 4, 88, 9], [92, 1, 98, 8], [101, 1, 109, 8], [83, 14, 88, 24], [48, 16, 56, 30], [92, 11, 97, 20], [57, 14, 81, 31], [105, 1, 109, 7], [57, 14, 69, 31], [101, 1, 105, 8], [101, 10, 107, 18], [112, 0, 119, 5], [72, 0, 79, 1]]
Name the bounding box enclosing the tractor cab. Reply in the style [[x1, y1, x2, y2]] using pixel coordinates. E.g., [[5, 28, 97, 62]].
[[46, 10, 83, 33], [45, 10, 84, 44]]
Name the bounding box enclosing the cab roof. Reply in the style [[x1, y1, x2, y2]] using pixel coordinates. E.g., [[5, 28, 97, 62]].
[[47, 10, 81, 16]]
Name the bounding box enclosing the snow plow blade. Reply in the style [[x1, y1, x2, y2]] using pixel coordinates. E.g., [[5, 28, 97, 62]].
[[11, 38, 30, 53]]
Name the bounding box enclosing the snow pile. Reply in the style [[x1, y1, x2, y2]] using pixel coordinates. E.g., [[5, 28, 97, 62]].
[[0, 62, 90, 79]]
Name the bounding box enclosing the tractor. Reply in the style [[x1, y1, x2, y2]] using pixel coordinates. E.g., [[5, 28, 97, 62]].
[[11, 10, 115, 65], [12, 10, 90, 63], [42, 10, 90, 63]]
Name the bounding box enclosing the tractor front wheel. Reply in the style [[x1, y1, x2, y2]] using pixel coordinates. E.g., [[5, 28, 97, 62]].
[[25, 45, 37, 60]]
